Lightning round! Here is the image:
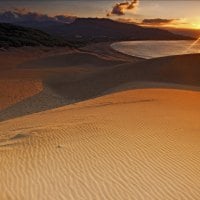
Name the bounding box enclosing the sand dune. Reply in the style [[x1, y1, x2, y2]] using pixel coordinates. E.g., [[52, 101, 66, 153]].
[[0, 44, 200, 199], [0, 46, 73, 111], [45, 53, 200, 101], [0, 44, 136, 121], [0, 79, 43, 110], [21, 52, 125, 69], [1, 89, 200, 199], [1, 51, 200, 121]]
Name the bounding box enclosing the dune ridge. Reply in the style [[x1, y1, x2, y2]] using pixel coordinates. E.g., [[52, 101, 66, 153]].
[[0, 44, 138, 121], [0, 50, 200, 121]]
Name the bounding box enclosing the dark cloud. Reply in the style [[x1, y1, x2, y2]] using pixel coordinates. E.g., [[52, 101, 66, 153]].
[[141, 18, 177, 26], [107, 0, 139, 16], [0, 8, 76, 24]]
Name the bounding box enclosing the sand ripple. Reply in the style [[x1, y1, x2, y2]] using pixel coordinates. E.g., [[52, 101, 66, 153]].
[[0, 89, 200, 199]]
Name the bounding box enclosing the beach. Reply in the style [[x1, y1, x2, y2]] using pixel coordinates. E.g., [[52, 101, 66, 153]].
[[0, 43, 200, 199]]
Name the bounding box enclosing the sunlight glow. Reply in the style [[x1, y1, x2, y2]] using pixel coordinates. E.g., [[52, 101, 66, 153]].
[[192, 23, 200, 29], [185, 37, 200, 53]]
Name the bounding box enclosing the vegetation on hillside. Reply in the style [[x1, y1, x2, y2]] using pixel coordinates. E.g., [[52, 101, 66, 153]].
[[0, 23, 71, 48]]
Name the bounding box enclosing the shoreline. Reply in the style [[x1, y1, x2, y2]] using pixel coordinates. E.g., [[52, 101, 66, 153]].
[[111, 40, 200, 59]]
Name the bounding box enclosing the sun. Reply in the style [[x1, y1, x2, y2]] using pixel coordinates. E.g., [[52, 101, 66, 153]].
[[191, 23, 200, 29]]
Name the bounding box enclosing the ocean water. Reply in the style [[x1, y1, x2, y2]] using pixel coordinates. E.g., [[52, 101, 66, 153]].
[[111, 40, 200, 59]]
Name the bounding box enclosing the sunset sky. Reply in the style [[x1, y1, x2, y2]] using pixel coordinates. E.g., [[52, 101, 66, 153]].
[[1, 0, 200, 29]]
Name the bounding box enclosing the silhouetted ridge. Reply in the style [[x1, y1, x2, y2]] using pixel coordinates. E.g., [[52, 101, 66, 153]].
[[4, 17, 192, 43], [0, 23, 70, 48], [56, 18, 192, 41]]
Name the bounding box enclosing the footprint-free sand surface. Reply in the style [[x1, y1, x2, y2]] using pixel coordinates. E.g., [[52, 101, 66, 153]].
[[0, 43, 200, 199], [1, 89, 200, 199]]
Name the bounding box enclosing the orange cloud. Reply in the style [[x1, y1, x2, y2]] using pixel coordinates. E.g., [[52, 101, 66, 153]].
[[107, 0, 139, 16], [141, 18, 177, 26]]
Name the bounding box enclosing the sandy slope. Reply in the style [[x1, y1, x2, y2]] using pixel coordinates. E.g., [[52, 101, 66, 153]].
[[0, 89, 200, 199], [0, 79, 43, 110], [0, 47, 72, 110], [0, 44, 136, 121]]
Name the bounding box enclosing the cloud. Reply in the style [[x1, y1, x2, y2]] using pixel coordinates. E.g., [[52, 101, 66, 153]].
[[116, 18, 138, 24], [141, 18, 177, 26], [0, 8, 76, 24], [107, 0, 139, 16]]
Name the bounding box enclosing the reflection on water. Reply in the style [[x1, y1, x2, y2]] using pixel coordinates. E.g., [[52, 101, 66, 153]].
[[111, 40, 200, 59]]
